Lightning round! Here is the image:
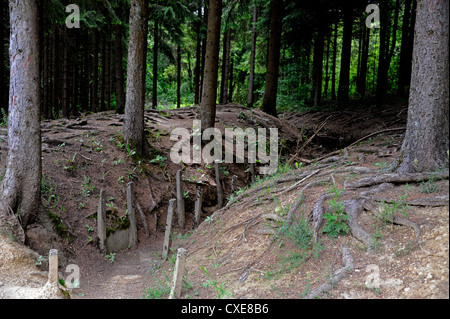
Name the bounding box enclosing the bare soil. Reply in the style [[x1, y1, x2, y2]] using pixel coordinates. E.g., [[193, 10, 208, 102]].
[[0, 103, 448, 299]]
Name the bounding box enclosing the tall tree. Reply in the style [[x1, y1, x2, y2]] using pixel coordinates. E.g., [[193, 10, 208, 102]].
[[337, 1, 353, 106], [114, 23, 126, 114], [199, 0, 222, 133], [247, 4, 258, 108], [0, 0, 41, 240], [261, 0, 283, 117], [124, 0, 148, 155], [394, 0, 449, 173]]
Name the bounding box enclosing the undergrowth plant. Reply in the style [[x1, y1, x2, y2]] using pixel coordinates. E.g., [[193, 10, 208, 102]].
[[322, 185, 349, 238]]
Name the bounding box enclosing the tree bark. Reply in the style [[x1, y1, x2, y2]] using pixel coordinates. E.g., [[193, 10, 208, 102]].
[[261, 0, 283, 117], [1, 0, 41, 233], [397, 0, 414, 97], [331, 21, 338, 101], [199, 0, 222, 133], [91, 29, 99, 113], [114, 24, 125, 114], [247, 5, 258, 108], [124, 0, 148, 155], [194, 5, 202, 105], [220, 28, 231, 104], [337, 2, 353, 106], [395, 0, 449, 173], [152, 19, 159, 109], [177, 44, 181, 108], [311, 25, 325, 107]]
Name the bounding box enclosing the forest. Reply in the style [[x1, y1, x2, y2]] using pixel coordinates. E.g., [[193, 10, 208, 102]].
[[0, 0, 448, 300]]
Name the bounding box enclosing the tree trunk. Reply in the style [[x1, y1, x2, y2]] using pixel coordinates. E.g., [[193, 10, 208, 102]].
[[42, 33, 49, 119], [311, 25, 325, 107], [331, 21, 338, 101], [91, 29, 99, 113], [1, 0, 41, 236], [177, 44, 181, 108], [337, 3, 353, 106], [358, 24, 370, 98], [200, 4, 208, 101], [247, 4, 258, 108], [261, 0, 283, 117], [199, 0, 222, 133], [377, 0, 400, 106], [194, 5, 202, 104], [152, 19, 159, 109], [395, 0, 449, 173], [100, 33, 106, 112], [220, 28, 231, 104], [323, 30, 331, 100], [62, 30, 70, 119], [115, 24, 125, 114], [397, 0, 413, 97], [51, 26, 59, 118], [124, 0, 148, 155], [105, 36, 111, 111], [83, 26, 90, 112]]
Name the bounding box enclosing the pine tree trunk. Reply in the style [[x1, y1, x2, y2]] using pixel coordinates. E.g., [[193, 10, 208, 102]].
[[115, 24, 125, 114], [105, 36, 111, 111], [1, 0, 41, 236], [312, 25, 325, 107], [397, 0, 413, 97], [199, 0, 222, 133], [194, 5, 202, 104], [177, 44, 181, 108], [323, 30, 331, 100], [337, 3, 353, 106], [331, 21, 338, 101], [247, 5, 258, 108], [124, 0, 148, 155], [92, 29, 99, 113], [43, 34, 49, 119], [100, 33, 106, 112], [220, 28, 231, 104], [152, 19, 159, 109], [261, 0, 283, 117], [83, 26, 90, 112], [62, 31, 69, 119], [395, 0, 449, 173], [200, 5, 208, 101], [358, 25, 370, 98], [51, 26, 59, 118]]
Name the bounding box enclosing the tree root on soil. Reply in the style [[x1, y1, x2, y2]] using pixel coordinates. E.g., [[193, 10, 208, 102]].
[[303, 245, 354, 299]]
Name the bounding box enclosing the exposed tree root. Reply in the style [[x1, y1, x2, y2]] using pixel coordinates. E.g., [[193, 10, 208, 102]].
[[363, 200, 421, 238], [345, 170, 449, 189], [312, 192, 334, 242], [303, 245, 354, 299], [344, 199, 375, 250]]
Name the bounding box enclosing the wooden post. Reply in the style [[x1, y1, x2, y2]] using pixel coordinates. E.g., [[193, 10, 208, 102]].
[[215, 160, 223, 209], [163, 199, 176, 260], [127, 182, 137, 248], [169, 247, 186, 299], [193, 183, 203, 228], [250, 162, 256, 184], [97, 189, 106, 252], [48, 249, 59, 284], [176, 170, 185, 228]]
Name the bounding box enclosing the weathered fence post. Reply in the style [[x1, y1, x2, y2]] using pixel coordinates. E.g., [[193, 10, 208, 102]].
[[97, 189, 106, 252], [127, 182, 137, 248], [193, 183, 203, 228], [176, 170, 185, 228], [48, 249, 59, 284], [250, 162, 256, 184], [215, 160, 223, 209], [168, 247, 186, 299], [163, 199, 176, 260]]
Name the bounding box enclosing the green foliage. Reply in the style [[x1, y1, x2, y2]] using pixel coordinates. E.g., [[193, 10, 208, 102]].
[[322, 186, 350, 238]]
